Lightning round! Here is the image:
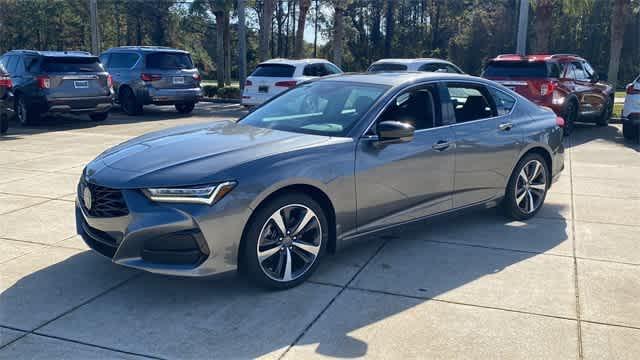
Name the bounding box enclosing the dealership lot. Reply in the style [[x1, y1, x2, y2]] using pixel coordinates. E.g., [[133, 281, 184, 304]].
[[0, 104, 639, 359]]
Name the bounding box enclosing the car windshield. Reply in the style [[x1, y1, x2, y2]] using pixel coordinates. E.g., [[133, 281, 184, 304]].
[[483, 61, 550, 78], [41, 57, 103, 73], [368, 63, 408, 72], [146, 52, 193, 69], [239, 81, 389, 137]]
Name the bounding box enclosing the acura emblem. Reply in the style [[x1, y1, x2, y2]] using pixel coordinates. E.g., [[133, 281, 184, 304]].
[[83, 186, 93, 210]]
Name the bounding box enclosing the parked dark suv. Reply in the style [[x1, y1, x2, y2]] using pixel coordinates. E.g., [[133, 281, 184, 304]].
[[0, 63, 14, 134], [483, 54, 614, 135], [0, 50, 114, 125], [99, 47, 202, 115]]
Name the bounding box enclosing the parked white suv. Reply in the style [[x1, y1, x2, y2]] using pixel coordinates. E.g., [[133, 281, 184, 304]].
[[622, 75, 640, 142], [242, 59, 342, 107], [368, 58, 464, 74]]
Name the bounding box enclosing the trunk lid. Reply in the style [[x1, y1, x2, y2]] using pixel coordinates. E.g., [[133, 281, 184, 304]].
[[142, 52, 199, 89], [40, 56, 110, 98], [483, 60, 559, 102]]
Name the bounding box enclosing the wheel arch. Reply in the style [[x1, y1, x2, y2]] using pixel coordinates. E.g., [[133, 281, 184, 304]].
[[237, 183, 338, 271], [516, 145, 553, 186]]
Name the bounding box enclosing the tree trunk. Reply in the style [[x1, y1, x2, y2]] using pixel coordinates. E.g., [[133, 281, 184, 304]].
[[259, 0, 275, 61], [313, 0, 319, 57], [384, 0, 394, 57], [238, 0, 247, 91], [607, 0, 628, 89], [295, 0, 311, 58], [332, 1, 345, 67], [214, 12, 225, 88], [224, 11, 231, 85], [534, 0, 554, 53]]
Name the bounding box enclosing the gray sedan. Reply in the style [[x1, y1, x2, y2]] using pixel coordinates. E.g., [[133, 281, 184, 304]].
[[76, 72, 564, 289]]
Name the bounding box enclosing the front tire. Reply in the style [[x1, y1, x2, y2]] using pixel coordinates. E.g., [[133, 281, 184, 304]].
[[563, 101, 577, 136], [503, 153, 550, 220], [596, 97, 612, 127], [242, 193, 328, 289], [175, 102, 195, 114], [120, 88, 142, 116]]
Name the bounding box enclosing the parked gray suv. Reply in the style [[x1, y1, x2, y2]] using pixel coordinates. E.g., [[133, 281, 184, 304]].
[[99, 47, 202, 115], [0, 50, 114, 125]]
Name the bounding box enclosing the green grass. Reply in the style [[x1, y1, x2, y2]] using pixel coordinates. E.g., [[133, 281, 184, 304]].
[[613, 103, 624, 118]]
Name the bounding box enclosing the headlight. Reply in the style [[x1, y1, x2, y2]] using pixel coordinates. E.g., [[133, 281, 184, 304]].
[[144, 181, 237, 205]]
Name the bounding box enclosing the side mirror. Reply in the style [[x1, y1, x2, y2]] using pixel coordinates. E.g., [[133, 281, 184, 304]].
[[377, 121, 415, 143]]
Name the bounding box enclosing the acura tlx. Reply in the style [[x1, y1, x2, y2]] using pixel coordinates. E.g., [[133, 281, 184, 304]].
[[76, 72, 564, 289]]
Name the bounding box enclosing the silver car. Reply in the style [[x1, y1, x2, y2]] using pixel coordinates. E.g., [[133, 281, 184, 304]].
[[76, 72, 564, 289], [99, 46, 202, 115]]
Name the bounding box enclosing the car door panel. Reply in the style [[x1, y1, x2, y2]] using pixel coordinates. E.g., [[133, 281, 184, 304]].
[[445, 83, 523, 208], [355, 127, 456, 233]]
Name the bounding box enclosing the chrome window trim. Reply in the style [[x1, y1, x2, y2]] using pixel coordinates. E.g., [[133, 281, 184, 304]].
[[360, 79, 518, 138]]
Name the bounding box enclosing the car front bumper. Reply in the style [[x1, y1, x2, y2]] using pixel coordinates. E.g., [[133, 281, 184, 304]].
[[75, 181, 252, 277]]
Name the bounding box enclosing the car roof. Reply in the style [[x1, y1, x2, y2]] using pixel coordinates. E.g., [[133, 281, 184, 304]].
[[491, 54, 585, 62], [371, 58, 455, 65], [5, 50, 95, 58], [103, 46, 189, 54], [258, 58, 333, 66], [316, 71, 488, 87]]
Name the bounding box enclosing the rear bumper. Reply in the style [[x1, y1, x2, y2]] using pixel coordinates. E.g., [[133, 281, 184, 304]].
[[44, 95, 113, 114], [144, 87, 202, 105]]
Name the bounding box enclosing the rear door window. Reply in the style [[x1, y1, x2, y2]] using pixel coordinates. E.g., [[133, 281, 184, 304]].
[[368, 63, 408, 72], [146, 52, 193, 69], [446, 83, 497, 123], [303, 63, 325, 77], [483, 61, 549, 78], [41, 57, 103, 73], [250, 64, 296, 77], [109, 53, 139, 69]]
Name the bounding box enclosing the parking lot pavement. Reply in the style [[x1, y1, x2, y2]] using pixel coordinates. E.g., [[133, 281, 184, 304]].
[[1, 109, 639, 359]]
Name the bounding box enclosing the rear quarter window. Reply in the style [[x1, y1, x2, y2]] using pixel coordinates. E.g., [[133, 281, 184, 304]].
[[146, 52, 193, 69], [488, 87, 517, 116], [483, 61, 550, 78], [368, 63, 408, 72], [251, 64, 296, 77], [41, 57, 103, 73]]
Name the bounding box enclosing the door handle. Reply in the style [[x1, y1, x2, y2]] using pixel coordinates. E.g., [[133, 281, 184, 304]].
[[498, 122, 513, 131], [432, 140, 451, 151]]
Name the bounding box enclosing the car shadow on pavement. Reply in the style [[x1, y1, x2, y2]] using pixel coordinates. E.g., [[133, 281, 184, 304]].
[[0, 203, 571, 358], [567, 123, 640, 151]]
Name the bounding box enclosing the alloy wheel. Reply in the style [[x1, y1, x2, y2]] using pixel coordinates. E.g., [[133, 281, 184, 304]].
[[17, 97, 27, 125], [256, 204, 322, 282], [515, 159, 547, 214]]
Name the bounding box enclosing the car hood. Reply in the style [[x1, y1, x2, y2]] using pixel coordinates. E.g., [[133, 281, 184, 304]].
[[86, 120, 330, 188]]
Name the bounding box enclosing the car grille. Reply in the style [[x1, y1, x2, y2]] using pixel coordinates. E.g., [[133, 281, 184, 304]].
[[80, 181, 129, 218]]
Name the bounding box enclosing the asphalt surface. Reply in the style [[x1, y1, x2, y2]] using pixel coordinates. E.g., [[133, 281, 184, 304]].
[[0, 103, 639, 359]]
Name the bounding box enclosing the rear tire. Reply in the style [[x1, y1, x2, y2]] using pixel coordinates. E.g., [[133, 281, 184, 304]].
[[562, 101, 577, 136], [596, 97, 612, 127], [623, 120, 639, 141], [242, 193, 328, 290], [120, 88, 142, 116], [16, 95, 40, 126], [89, 112, 109, 121], [175, 102, 195, 114], [503, 153, 550, 221]]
